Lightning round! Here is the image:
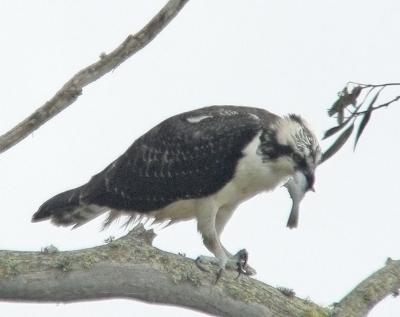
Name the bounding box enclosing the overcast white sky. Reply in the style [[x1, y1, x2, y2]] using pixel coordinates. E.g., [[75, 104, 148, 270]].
[[1, 1, 400, 316]]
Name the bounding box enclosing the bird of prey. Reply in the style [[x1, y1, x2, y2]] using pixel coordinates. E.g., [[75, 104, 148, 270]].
[[32, 105, 321, 277]]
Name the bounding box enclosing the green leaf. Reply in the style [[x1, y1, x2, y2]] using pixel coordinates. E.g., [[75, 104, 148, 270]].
[[328, 86, 363, 117], [320, 123, 354, 164], [323, 123, 347, 140], [349, 86, 362, 105], [353, 89, 381, 150], [353, 109, 372, 150], [337, 109, 344, 124], [323, 110, 358, 140], [328, 93, 346, 117]]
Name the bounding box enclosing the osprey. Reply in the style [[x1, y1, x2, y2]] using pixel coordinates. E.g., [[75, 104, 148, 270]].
[[32, 105, 321, 277]]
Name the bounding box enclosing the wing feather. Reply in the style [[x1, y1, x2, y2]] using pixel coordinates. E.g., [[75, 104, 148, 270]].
[[81, 106, 279, 212]]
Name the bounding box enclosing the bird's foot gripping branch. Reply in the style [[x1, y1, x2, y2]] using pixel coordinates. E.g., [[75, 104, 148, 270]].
[[0, 224, 336, 317]]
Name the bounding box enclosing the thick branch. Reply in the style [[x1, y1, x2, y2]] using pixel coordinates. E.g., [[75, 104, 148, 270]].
[[333, 258, 400, 317], [0, 0, 189, 155], [0, 225, 328, 317]]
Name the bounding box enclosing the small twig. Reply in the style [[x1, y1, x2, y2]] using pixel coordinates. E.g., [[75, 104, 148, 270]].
[[0, 0, 190, 155], [322, 82, 400, 161], [355, 95, 400, 116], [357, 86, 379, 108], [348, 81, 400, 88]]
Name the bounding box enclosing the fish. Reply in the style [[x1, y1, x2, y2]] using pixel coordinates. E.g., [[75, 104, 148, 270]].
[[284, 172, 309, 229]]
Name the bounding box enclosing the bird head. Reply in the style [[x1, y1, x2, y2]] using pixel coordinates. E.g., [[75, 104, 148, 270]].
[[259, 114, 321, 191]]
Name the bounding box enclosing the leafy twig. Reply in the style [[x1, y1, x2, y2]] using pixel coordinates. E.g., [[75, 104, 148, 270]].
[[321, 82, 400, 163]]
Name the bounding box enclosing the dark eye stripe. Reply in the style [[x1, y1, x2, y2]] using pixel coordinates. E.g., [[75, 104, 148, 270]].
[[258, 131, 292, 161], [293, 153, 307, 169]]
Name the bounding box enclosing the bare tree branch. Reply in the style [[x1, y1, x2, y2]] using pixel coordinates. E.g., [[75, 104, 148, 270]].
[[1, 225, 398, 316], [355, 95, 400, 116], [0, 0, 190, 155], [333, 258, 400, 317], [0, 225, 330, 317], [1, 2, 398, 314]]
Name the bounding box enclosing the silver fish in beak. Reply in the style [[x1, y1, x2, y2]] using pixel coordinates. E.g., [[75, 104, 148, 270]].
[[284, 171, 312, 229]]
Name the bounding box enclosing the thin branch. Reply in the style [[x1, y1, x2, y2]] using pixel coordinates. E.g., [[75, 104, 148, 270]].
[[322, 82, 400, 161], [348, 81, 400, 88], [0, 225, 328, 317], [333, 258, 400, 317], [355, 95, 400, 116], [0, 0, 190, 155]]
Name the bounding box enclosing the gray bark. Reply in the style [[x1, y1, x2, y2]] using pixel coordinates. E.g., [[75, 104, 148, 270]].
[[0, 225, 330, 317], [0, 1, 398, 315], [1, 225, 398, 316], [0, 0, 190, 155], [333, 258, 400, 317]]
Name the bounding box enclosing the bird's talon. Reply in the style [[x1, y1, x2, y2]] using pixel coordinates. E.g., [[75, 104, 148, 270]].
[[237, 249, 248, 265], [243, 264, 257, 276], [195, 257, 210, 273], [195, 251, 255, 279], [235, 262, 247, 279], [232, 249, 256, 277], [236, 256, 250, 278]]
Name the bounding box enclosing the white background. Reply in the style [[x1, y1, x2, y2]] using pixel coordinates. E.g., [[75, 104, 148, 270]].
[[1, 1, 399, 316]]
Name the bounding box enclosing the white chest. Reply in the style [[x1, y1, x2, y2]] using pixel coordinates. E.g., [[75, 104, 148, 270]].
[[212, 133, 293, 207], [150, 134, 293, 223]]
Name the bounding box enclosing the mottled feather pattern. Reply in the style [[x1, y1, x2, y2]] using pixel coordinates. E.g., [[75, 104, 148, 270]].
[[31, 104, 322, 279], [32, 105, 319, 229], [80, 106, 270, 213]]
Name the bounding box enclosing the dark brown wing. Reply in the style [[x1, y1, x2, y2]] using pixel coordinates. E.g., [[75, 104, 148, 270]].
[[81, 106, 279, 212]]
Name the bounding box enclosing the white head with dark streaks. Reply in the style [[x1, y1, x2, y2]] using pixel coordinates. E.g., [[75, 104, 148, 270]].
[[259, 114, 321, 191]]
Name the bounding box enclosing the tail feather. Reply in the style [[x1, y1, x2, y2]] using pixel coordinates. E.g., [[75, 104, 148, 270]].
[[32, 186, 107, 227]]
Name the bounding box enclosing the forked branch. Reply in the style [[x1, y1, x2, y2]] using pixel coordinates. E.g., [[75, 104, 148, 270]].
[[321, 82, 400, 163]]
